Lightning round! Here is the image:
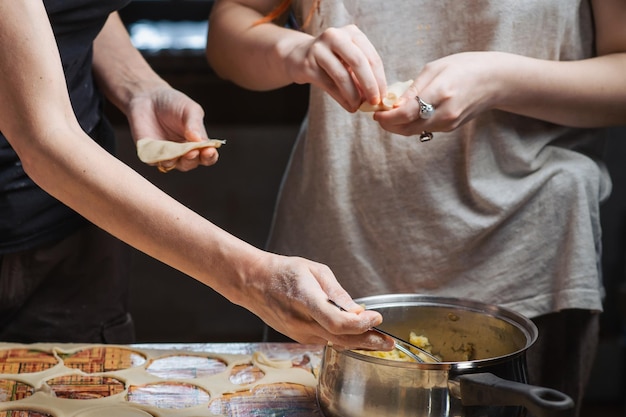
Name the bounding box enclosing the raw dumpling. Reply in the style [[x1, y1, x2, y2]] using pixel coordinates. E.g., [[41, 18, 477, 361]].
[[137, 138, 226, 164], [359, 80, 413, 112]]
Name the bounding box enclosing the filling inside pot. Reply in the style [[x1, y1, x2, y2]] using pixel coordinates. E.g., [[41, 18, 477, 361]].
[[352, 302, 532, 363], [355, 332, 476, 363]]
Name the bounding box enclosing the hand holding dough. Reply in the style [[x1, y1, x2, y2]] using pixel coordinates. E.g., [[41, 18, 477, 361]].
[[137, 137, 226, 164], [359, 80, 413, 112]]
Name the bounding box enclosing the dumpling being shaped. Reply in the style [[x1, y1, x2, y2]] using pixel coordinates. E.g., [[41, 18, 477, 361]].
[[359, 80, 413, 112], [137, 138, 226, 164]]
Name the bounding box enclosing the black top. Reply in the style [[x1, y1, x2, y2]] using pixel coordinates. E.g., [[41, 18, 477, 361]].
[[0, 0, 131, 253]]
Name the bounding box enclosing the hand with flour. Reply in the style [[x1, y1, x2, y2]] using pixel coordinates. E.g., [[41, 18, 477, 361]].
[[223, 251, 391, 347]]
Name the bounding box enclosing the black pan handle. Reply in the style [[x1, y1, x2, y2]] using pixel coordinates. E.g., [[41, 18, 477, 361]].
[[457, 372, 575, 417]]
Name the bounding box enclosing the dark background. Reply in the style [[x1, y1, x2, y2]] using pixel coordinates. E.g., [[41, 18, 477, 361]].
[[111, 0, 308, 344], [110, 1, 626, 414]]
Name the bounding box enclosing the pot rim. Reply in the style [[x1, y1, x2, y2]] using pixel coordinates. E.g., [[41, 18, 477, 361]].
[[341, 293, 538, 371]]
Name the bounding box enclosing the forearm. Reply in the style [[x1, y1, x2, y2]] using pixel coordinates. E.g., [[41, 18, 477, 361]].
[[496, 0, 626, 127], [27, 133, 262, 304], [92, 12, 169, 115], [495, 53, 626, 127], [207, 0, 309, 90]]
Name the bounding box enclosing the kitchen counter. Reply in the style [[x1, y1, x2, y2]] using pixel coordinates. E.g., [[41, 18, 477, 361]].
[[0, 342, 325, 417]]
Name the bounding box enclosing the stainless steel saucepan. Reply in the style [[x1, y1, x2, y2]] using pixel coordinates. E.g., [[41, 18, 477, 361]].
[[317, 294, 575, 417]]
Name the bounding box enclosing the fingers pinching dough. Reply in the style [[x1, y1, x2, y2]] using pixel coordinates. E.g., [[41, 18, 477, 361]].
[[359, 80, 413, 112]]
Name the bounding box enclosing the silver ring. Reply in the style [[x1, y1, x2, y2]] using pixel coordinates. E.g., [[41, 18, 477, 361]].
[[416, 96, 435, 119], [419, 131, 434, 142]]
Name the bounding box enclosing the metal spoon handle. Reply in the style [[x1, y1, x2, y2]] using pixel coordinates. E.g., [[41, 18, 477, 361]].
[[370, 326, 439, 363], [327, 299, 439, 363], [390, 341, 425, 363]]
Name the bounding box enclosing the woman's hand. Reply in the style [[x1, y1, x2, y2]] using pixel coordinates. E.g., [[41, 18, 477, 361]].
[[126, 85, 220, 172], [92, 12, 218, 172], [283, 24, 387, 112], [373, 51, 508, 136], [375, 44, 626, 135], [233, 251, 393, 350]]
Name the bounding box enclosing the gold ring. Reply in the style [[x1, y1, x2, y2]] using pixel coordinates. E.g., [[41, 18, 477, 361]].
[[157, 162, 176, 173]]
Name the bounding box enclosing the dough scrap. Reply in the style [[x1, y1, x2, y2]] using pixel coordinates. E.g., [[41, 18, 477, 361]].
[[137, 138, 226, 164], [359, 80, 413, 112]]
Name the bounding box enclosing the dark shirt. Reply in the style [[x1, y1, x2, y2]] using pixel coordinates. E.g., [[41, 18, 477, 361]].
[[0, 0, 130, 253]]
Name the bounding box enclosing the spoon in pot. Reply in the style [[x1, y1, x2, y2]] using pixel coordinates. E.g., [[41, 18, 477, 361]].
[[327, 299, 440, 363]]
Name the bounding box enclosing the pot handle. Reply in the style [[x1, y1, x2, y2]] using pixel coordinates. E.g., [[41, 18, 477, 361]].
[[456, 373, 575, 417]]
